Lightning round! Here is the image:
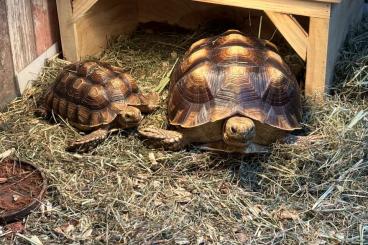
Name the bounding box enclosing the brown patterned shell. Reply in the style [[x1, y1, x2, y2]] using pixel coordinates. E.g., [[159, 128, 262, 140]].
[[43, 61, 144, 129], [168, 30, 301, 130]]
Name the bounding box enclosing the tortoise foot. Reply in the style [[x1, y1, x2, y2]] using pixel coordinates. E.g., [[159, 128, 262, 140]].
[[34, 106, 50, 119], [138, 126, 185, 151], [66, 128, 109, 153]]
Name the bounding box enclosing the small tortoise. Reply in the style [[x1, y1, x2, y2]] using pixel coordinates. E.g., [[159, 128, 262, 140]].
[[138, 30, 302, 153], [37, 61, 159, 152]]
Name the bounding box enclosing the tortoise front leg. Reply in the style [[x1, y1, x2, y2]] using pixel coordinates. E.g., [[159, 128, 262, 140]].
[[280, 134, 324, 145], [138, 126, 187, 151], [66, 128, 109, 153], [34, 105, 51, 119]]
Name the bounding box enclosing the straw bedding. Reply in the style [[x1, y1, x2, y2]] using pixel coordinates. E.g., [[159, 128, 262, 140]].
[[0, 18, 367, 244]]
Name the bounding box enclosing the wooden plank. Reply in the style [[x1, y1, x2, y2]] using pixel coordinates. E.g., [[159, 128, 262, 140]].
[[305, 0, 364, 98], [310, 0, 340, 2], [56, 0, 79, 61], [31, 0, 60, 55], [72, 0, 98, 21], [0, 0, 17, 108], [17, 43, 59, 94], [193, 0, 331, 18], [6, 0, 37, 72], [265, 12, 308, 60], [75, 0, 138, 58], [305, 17, 330, 98], [326, 0, 364, 81]]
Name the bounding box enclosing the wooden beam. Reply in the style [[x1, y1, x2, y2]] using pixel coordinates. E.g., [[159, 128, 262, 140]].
[[72, 0, 99, 22], [265, 12, 308, 60], [193, 0, 331, 18], [56, 0, 79, 61]]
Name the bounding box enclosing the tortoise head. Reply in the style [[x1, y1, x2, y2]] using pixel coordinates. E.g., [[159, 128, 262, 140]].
[[116, 106, 143, 129], [223, 116, 256, 147]]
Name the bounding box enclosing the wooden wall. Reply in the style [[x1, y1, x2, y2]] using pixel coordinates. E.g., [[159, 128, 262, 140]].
[[6, 0, 59, 73], [0, 0, 59, 109], [0, 0, 17, 109]]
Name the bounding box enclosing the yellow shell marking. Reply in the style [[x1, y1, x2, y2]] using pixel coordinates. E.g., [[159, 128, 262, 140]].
[[218, 46, 252, 60], [216, 33, 254, 46], [181, 48, 209, 73], [88, 86, 101, 99], [110, 78, 123, 89], [188, 37, 210, 53], [186, 64, 211, 92], [72, 78, 85, 90], [265, 50, 284, 64]]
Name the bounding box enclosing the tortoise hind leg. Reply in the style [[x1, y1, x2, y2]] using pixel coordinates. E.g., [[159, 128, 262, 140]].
[[66, 128, 109, 153], [138, 127, 186, 151]]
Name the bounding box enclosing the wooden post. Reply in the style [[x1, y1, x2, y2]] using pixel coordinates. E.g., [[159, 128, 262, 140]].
[[305, 17, 330, 98], [305, 0, 364, 99], [56, 0, 79, 61]]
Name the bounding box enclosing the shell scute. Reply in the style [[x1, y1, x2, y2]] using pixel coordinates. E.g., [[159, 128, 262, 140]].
[[168, 30, 301, 130], [45, 61, 144, 128]]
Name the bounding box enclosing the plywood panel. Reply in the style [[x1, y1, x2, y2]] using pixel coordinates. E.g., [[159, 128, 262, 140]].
[[305, 0, 364, 98], [75, 0, 138, 58], [0, 0, 17, 108], [31, 0, 60, 55], [72, 0, 98, 21], [6, 0, 37, 72], [326, 0, 364, 84]]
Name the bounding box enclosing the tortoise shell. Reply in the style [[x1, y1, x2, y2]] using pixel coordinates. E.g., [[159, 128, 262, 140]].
[[168, 30, 301, 130], [43, 61, 145, 129]]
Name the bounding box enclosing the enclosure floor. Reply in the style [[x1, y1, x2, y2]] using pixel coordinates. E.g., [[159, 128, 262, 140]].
[[0, 21, 367, 244]]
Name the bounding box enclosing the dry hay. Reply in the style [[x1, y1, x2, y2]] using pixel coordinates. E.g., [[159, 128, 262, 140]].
[[0, 20, 367, 244]]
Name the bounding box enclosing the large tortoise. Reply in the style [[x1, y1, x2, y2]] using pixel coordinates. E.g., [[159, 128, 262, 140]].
[[37, 61, 159, 152], [138, 30, 302, 153]]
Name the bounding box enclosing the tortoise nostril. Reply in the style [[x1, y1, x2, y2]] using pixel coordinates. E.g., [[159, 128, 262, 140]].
[[231, 126, 237, 134]]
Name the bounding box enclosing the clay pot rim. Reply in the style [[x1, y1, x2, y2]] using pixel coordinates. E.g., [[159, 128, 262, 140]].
[[0, 158, 47, 224]]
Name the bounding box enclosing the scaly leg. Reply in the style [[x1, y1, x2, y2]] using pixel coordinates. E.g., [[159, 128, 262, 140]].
[[66, 128, 109, 153], [138, 126, 186, 151]]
